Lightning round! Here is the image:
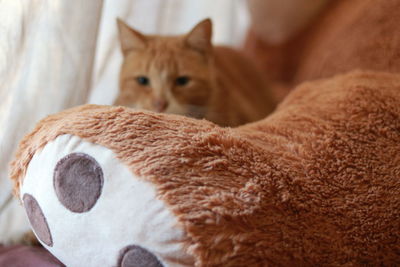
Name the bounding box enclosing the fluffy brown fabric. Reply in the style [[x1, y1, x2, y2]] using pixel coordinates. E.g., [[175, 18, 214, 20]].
[[244, 0, 400, 86], [294, 0, 400, 83], [10, 70, 400, 265]]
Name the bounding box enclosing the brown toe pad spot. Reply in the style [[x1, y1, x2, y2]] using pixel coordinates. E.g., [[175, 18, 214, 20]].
[[23, 194, 53, 247], [54, 152, 103, 213], [118, 245, 163, 267]]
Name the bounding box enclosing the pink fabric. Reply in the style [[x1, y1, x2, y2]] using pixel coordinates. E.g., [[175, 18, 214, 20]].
[[0, 245, 64, 267]]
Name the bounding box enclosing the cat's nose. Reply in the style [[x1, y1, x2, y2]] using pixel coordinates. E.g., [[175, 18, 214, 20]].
[[152, 99, 169, 112]]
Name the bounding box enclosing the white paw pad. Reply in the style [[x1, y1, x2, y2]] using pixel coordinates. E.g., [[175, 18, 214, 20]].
[[20, 134, 192, 267]]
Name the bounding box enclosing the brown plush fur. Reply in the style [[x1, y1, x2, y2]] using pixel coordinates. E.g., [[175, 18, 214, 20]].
[[245, 0, 400, 89], [115, 19, 275, 127], [11, 70, 400, 266]]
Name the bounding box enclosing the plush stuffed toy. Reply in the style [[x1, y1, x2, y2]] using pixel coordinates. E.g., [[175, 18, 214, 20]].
[[245, 0, 400, 103], [10, 70, 400, 266]]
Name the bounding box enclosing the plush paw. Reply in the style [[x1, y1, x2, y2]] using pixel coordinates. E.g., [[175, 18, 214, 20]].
[[20, 134, 193, 267]]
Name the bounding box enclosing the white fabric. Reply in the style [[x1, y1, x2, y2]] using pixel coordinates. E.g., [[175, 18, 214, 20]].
[[21, 134, 191, 267], [0, 0, 102, 243]]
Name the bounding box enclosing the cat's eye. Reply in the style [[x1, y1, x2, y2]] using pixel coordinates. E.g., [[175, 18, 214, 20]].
[[136, 76, 150, 86], [175, 76, 190, 86]]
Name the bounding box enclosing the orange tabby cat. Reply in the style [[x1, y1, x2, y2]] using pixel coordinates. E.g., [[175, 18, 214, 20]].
[[115, 18, 275, 127]]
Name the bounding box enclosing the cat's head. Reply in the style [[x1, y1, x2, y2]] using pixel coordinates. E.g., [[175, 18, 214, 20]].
[[115, 18, 214, 117]]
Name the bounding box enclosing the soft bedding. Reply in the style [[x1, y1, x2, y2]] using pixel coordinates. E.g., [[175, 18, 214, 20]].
[[0, 245, 64, 267]]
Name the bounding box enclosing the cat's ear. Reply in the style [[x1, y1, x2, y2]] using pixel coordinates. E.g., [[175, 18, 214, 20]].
[[184, 18, 212, 54], [117, 18, 147, 56]]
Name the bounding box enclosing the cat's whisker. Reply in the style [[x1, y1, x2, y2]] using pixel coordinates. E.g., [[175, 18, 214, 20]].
[[184, 104, 224, 121], [183, 104, 205, 118]]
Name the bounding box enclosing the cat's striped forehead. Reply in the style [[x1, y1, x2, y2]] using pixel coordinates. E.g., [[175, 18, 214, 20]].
[[122, 38, 210, 80]]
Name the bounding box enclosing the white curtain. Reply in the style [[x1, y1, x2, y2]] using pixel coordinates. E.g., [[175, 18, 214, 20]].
[[0, 0, 103, 243], [0, 0, 249, 243]]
